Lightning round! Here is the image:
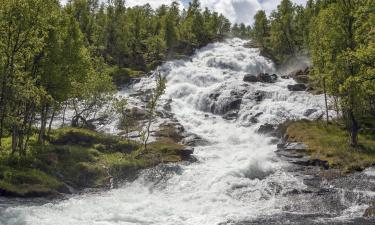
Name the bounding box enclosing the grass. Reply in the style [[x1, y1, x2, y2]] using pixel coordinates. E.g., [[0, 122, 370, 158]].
[[0, 127, 188, 197], [286, 119, 375, 173]]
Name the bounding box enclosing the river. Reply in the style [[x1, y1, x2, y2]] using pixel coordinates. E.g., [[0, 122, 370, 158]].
[[1, 38, 374, 225]]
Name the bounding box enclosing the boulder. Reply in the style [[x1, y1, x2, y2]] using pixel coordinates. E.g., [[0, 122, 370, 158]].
[[258, 123, 276, 134], [289, 67, 310, 84], [284, 142, 309, 151], [223, 110, 239, 120], [248, 90, 266, 102], [364, 200, 375, 217], [249, 112, 263, 124], [243, 73, 278, 83], [287, 83, 307, 91], [304, 109, 318, 117], [257, 73, 277, 83], [180, 147, 194, 160], [181, 134, 209, 146], [243, 74, 258, 82]]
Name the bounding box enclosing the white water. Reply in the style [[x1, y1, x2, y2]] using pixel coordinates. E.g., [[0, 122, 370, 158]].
[[1, 39, 368, 225]]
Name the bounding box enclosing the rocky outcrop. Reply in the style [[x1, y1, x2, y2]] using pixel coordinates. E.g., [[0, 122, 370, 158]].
[[288, 67, 310, 84], [208, 89, 246, 115], [243, 74, 258, 82], [243, 73, 278, 83], [287, 83, 307, 91], [277, 142, 329, 170], [364, 200, 375, 217], [257, 123, 276, 134]]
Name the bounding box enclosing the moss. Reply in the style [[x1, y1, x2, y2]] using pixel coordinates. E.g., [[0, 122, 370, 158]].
[[109, 66, 144, 86], [50, 127, 139, 153], [286, 120, 375, 173], [0, 165, 63, 197], [0, 127, 188, 197]]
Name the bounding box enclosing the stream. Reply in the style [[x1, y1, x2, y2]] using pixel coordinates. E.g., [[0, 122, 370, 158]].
[[0, 38, 374, 225]]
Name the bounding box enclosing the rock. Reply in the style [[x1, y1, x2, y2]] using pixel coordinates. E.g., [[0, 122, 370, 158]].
[[248, 90, 266, 102], [181, 134, 209, 146], [243, 74, 258, 82], [258, 123, 275, 134], [281, 75, 290, 79], [209, 89, 245, 115], [304, 109, 318, 117], [129, 107, 148, 120], [364, 200, 375, 217], [154, 122, 185, 142], [257, 73, 277, 83], [284, 142, 309, 151], [223, 110, 238, 120], [180, 147, 194, 160], [287, 83, 307, 91], [249, 112, 263, 124], [243, 73, 277, 83], [289, 67, 310, 84]]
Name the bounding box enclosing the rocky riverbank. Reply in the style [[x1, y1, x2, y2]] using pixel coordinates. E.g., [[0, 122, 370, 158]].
[[0, 126, 195, 198]]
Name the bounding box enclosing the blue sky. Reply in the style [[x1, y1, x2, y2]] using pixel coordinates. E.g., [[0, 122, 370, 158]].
[[61, 0, 307, 25]]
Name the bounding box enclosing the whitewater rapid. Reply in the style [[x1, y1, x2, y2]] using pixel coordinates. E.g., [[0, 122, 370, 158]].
[[1, 39, 373, 225]]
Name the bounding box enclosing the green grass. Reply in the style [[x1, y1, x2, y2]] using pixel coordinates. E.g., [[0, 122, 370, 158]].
[[286, 120, 375, 173], [0, 127, 188, 197]]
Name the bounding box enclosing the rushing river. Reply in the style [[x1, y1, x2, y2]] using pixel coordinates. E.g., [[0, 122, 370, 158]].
[[1, 39, 374, 225]]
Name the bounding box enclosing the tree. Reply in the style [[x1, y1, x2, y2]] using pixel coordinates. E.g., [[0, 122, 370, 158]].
[[143, 73, 166, 151], [269, 0, 296, 61], [252, 10, 269, 48]]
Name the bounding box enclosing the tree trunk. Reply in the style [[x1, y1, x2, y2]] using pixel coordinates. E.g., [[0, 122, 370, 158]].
[[47, 109, 56, 137], [349, 111, 359, 147], [38, 104, 49, 145], [323, 78, 329, 124]]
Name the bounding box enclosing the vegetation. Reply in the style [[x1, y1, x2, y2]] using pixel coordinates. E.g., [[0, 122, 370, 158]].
[[286, 120, 375, 173], [0, 127, 187, 197], [0, 0, 228, 197], [252, 0, 375, 148], [0, 0, 230, 158]]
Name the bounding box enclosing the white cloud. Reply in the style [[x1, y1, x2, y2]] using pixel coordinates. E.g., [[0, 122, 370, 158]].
[[201, 0, 262, 25]]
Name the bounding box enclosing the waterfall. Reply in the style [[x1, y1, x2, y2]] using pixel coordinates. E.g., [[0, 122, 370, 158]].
[[1, 38, 374, 225]]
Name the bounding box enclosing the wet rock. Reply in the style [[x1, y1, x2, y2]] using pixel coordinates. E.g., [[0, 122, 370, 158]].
[[257, 73, 277, 83], [163, 99, 173, 111], [249, 112, 263, 123], [129, 107, 148, 120], [246, 90, 266, 102], [289, 67, 310, 84], [243, 73, 277, 83], [181, 134, 210, 146], [180, 147, 194, 160], [257, 123, 275, 134], [288, 83, 307, 91], [209, 92, 221, 101], [281, 75, 290, 79], [364, 200, 375, 217], [154, 122, 185, 142], [304, 109, 318, 117], [243, 74, 258, 82], [284, 142, 309, 151], [223, 110, 239, 120]]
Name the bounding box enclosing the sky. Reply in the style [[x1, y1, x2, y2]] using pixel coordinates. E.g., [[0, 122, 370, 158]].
[[61, 0, 307, 25]]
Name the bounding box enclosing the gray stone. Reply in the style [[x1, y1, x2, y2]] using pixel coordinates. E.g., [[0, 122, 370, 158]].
[[243, 74, 258, 82], [304, 109, 318, 117], [287, 83, 307, 91]]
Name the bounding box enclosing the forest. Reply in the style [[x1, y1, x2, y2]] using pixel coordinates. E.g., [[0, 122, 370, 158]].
[[251, 0, 375, 147], [0, 0, 231, 155]]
